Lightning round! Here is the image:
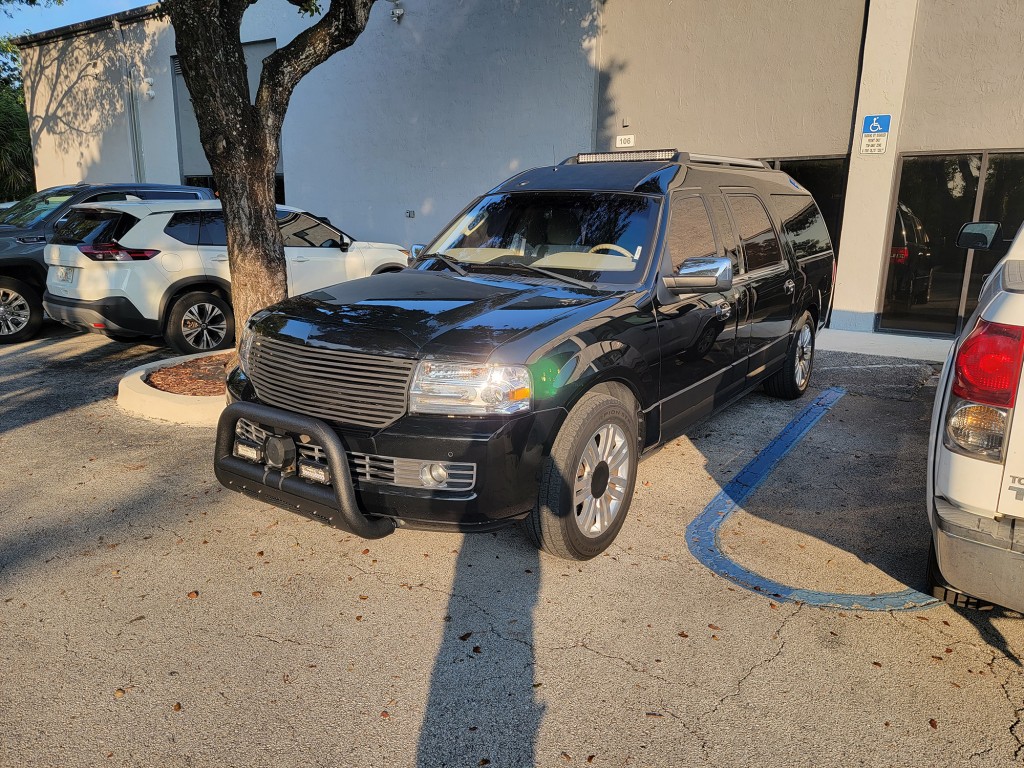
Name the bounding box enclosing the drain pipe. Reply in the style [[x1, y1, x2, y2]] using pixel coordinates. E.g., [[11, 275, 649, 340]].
[[113, 20, 145, 182]]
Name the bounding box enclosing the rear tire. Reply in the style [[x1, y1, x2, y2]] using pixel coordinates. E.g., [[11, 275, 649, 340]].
[[0, 277, 44, 344], [164, 291, 234, 354], [523, 391, 638, 560], [764, 311, 814, 400]]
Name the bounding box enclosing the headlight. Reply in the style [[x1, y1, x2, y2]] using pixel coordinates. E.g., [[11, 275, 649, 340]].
[[410, 361, 532, 415], [237, 323, 256, 374]]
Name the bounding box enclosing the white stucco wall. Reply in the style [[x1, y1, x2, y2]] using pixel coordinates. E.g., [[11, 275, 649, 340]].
[[594, 0, 866, 158], [900, 0, 1024, 153]]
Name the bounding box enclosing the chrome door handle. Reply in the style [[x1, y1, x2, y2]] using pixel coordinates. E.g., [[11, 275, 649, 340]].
[[715, 303, 732, 320], [784, 279, 796, 295]]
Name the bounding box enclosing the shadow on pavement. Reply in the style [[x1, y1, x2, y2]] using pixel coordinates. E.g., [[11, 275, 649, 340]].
[[416, 529, 544, 767], [0, 326, 169, 436]]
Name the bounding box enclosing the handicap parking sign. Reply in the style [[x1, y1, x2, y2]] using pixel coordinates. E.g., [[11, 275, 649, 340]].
[[860, 113, 891, 154]]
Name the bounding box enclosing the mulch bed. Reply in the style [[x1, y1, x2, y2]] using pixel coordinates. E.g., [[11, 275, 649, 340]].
[[145, 352, 232, 397]]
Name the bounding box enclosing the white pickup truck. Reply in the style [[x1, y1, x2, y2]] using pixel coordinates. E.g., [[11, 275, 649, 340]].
[[928, 220, 1024, 613], [43, 200, 409, 353]]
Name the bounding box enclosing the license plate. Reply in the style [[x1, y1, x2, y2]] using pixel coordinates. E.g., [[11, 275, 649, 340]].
[[56, 266, 75, 283]]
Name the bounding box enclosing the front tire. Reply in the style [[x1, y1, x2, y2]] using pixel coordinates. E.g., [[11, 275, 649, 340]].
[[764, 311, 815, 400], [524, 391, 638, 560], [164, 291, 234, 354], [0, 277, 44, 344]]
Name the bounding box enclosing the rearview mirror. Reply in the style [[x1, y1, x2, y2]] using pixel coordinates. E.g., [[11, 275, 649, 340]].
[[957, 221, 1002, 250], [663, 256, 733, 294]]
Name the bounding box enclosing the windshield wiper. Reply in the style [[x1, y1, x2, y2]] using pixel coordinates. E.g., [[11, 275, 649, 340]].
[[420, 252, 467, 276], [487, 261, 595, 290]]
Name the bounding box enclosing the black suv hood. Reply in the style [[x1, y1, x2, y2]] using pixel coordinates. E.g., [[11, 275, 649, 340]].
[[252, 270, 616, 361]]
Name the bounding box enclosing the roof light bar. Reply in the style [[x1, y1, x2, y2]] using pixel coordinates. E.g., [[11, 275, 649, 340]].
[[575, 149, 678, 164]]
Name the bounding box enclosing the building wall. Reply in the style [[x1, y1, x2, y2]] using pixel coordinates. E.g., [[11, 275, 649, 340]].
[[900, 0, 1024, 153], [595, 0, 866, 157]]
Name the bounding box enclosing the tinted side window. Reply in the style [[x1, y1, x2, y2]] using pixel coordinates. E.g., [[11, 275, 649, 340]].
[[199, 212, 227, 246], [52, 210, 138, 245], [277, 211, 340, 247], [164, 212, 202, 245], [665, 195, 717, 272], [83, 192, 129, 203], [136, 190, 202, 200], [707, 195, 740, 271], [726, 195, 783, 272], [771, 194, 831, 259]]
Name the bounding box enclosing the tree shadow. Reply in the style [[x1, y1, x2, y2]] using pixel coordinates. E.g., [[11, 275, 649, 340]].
[[416, 529, 543, 767]]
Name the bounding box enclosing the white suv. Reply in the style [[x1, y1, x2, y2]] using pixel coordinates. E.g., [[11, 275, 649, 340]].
[[43, 201, 409, 352], [928, 220, 1024, 613]]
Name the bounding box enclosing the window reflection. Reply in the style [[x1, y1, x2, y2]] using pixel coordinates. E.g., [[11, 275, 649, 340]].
[[881, 154, 980, 335]]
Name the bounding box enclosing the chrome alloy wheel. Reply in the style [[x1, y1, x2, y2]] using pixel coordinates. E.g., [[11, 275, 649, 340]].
[[181, 302, 228, 350], [0, 288, 31, 336], [573, 423, 632, 538], [794, 323, 813, 389]]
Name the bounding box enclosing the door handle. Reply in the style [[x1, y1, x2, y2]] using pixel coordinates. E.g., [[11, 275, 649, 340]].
[[715, 302, 732, 320], [211, 254, 228, 262], [292, 255, 309, 262], [784, 279, 796, 295]]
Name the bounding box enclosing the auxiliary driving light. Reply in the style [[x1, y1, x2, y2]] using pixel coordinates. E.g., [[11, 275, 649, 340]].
[[298, 461, 332, 485], [234, 440, 263, 463], [419, 462, 449, 488]]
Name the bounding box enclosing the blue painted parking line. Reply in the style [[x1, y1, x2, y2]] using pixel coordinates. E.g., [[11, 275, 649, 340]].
[[685, 386, 939, 612]]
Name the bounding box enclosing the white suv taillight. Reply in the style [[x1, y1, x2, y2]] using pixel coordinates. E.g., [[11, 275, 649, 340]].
[[78, 243, 159, 262], [944, 319, 1024, 462]]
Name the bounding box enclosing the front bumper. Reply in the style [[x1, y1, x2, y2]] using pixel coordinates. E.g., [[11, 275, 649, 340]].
[[215, 398, 565, 537], [932, 496, 1024, 613], [42, 292, 158, 336]]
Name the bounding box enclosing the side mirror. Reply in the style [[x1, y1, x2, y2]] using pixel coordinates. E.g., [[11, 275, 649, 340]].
[[410, 244, 426, 260], [664, 256, 733, 294], [957, 221, 1001, 250]]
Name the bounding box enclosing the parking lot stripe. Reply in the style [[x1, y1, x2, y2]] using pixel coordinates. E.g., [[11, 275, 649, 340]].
[[686, 386, 940, 612]]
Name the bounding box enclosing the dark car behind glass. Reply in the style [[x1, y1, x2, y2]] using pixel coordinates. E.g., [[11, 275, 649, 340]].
[[214, 150, 835, 560]]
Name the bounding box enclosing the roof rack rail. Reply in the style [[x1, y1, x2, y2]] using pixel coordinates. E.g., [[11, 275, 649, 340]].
[[682, 153, 770, 170]]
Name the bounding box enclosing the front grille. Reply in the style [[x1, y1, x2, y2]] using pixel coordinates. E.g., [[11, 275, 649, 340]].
[[247, 336, 415, 429], [235, 418, 476, 492]]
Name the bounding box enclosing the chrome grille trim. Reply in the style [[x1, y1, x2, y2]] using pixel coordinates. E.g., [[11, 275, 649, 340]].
[[234, 418, 476, 492], [247, 336, 415, 428]]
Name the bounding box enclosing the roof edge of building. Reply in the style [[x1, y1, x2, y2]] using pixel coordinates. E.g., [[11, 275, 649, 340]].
[[12, 3, 164, 49]]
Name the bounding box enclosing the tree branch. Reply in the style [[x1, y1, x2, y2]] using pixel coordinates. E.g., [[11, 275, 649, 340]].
[[255, 0, 374, 122]]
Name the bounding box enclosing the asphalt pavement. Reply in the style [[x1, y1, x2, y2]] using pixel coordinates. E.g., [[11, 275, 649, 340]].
[[1, 326, 1021, 767]]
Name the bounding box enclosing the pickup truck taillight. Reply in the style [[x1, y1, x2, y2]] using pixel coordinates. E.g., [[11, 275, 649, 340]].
[[890, 246, 909, 265], [78, 243, 160, 262], [944, 319, 1024, 462]]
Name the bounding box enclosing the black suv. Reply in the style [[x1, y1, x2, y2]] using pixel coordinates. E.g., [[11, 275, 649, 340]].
[[0, 182, 214, 343], [215, 150, 835, 560]]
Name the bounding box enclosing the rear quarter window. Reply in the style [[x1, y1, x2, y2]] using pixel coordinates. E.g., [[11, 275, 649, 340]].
[[164, 212, 202, 245], [52, 210, 139, 246], [771, 194, 832, 259]]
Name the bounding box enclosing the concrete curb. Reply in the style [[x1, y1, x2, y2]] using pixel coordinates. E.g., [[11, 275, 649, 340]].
[[117, 349, 227, 426]]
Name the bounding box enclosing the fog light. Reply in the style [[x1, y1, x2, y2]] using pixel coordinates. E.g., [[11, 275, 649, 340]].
[[420, 462, 449, 488], [946, 399, 1007, 457], [298, 461, 331, 485], [234, 440, 263, 463], [264, 435, 296, 472]]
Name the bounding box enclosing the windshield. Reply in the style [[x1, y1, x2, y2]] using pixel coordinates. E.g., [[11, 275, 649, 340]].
[[422, 191, 661, 285], [0, 187, 76, 229]]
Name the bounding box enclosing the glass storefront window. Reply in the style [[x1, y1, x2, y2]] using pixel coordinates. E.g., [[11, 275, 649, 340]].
[[965, 154, 1024, 319], [880, 154, 981, 335]]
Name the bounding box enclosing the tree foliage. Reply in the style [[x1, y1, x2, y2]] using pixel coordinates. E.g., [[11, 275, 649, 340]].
[[0, 36, 32, 199]]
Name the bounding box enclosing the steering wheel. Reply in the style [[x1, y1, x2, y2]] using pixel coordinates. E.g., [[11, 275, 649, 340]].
[[588, 243, 634, 259]]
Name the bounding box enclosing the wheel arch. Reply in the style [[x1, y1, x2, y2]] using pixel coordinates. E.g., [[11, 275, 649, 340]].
[[159, 277, 232, 331]]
